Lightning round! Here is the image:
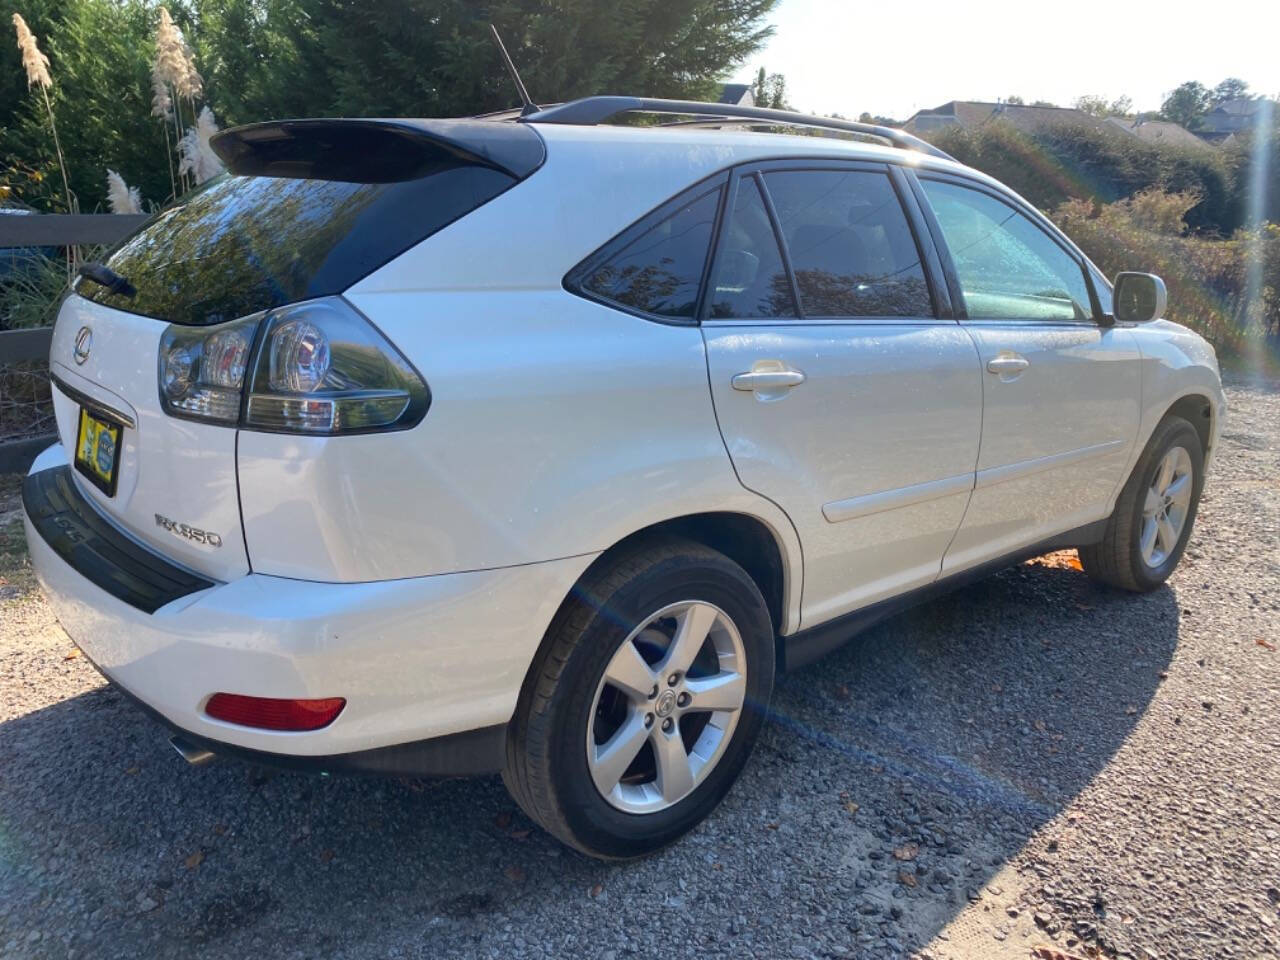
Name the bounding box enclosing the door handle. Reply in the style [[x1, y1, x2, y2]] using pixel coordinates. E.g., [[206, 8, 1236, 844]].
[[986, 355, 1030, 375], [731, 367, 807, 392]]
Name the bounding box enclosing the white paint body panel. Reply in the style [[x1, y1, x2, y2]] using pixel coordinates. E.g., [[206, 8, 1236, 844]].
[[942, 323, 1143, 574], [703, 322, 981, 625], [27, 442, 596, 753], [47, 295, 247, 581]]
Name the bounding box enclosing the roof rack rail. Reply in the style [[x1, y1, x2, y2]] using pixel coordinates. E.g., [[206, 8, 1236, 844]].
[[521, 96, 955, 162]]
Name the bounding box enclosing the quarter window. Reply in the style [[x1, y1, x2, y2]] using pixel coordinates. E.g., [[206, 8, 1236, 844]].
[[578, 188, 720, 320], [920, 179, 1093, 322], [763, 169, 932, 318]]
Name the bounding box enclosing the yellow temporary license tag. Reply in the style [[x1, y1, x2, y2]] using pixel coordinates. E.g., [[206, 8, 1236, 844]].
[[74, 406, 123, 496]]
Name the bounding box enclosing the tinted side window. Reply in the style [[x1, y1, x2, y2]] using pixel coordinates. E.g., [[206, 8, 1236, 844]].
[[920, 179, 1092, 322], [579, 188, 720, 319], [763, 169, 932, 318], [710, 176, 798, 319]]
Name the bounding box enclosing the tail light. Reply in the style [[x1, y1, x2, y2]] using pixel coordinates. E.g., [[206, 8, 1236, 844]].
[[158, 297, 428, 434], [205, 693, 346, 731]]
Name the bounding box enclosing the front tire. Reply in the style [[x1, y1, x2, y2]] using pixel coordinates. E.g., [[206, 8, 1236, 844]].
[[503, 537, 775, 859], [1079, 416, 1204, 592]]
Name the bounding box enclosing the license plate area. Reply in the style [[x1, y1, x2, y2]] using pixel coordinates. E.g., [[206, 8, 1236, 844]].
[[74, 406, 124, 497]]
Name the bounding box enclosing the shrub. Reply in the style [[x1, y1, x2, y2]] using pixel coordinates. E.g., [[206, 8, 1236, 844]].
[[1054, 190, 1279, 361], [927, 121, 1237, 234]]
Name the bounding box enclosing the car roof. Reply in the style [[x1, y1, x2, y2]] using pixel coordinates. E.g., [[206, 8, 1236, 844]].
[[530, 120, 991, 186]]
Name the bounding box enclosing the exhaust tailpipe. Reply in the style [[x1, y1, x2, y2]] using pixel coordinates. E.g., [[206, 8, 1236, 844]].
[[170, 735, 216, 766]]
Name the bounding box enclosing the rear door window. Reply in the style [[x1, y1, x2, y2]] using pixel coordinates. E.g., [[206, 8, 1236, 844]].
[[762, 169, 933, 318], [709, 176, 798, 319], [575, 187, 721, 320]]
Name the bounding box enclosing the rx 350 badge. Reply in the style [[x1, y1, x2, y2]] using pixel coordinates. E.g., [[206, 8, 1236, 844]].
[[154, 513, 223, 548]]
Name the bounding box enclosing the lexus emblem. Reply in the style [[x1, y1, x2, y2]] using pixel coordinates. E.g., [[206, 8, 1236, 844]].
[[73, 326, 92, 365]]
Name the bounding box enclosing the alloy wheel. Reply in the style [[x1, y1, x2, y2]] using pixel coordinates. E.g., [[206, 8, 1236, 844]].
[[586, 601, 747, 814], [1140, 445, 1193, 568]]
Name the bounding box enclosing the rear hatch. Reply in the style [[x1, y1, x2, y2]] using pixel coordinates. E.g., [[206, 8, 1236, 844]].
[[50, 118, 543, 582]]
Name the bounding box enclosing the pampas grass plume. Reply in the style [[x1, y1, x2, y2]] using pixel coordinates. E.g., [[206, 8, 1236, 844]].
[[106, 169, 142, 215], [12, 13, 51, 89], [178, 106, 224, 185]]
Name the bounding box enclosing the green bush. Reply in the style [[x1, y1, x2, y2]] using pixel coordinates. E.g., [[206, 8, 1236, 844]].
[[927, 120, 1237, 234], [1054, 189, 1280, 361]]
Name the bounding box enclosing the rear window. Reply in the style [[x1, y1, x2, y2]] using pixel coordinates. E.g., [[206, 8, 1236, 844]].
[[78, 163, 516, 325]]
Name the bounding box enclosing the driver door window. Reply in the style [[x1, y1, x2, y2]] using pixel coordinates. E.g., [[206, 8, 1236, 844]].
[[919, 178, 1092, 322]]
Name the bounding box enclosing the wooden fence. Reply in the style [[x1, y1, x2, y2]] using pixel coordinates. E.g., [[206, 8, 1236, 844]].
[[0, 214, 144, 472]]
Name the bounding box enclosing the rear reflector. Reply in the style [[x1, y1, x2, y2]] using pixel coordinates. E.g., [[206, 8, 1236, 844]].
[[205, 693, 346, 731]]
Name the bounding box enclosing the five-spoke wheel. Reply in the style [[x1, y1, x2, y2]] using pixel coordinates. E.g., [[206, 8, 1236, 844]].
[[1079, 415, 1204, 592], [503, 537, 774, 859], [1140, 445, 1193, 568], [588, 601, 747, 813]]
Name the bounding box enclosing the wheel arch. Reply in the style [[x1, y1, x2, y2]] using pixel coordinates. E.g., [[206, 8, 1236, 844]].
[[574, 511, 797, 639], [1161, 392, 1214, 459]]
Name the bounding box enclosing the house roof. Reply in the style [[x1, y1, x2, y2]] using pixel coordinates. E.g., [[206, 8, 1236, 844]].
[[1210, 98, 1263, 116], [902, 100, 1115, 137], [717, 83, 754, 106], [1198, 97, 1269, 137], [1105, 117, 1211, 150], [904, 100, 1211, 151]]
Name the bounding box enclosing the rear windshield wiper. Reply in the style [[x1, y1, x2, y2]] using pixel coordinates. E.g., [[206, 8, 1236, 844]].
[[77, 261, 136, 298]]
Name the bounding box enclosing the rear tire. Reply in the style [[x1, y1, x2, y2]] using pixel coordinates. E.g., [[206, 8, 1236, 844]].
[[502, 537, 775, 859], [1078, 416, 1204, 592]]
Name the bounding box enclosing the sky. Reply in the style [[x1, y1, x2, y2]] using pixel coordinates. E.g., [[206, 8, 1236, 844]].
[[732, 0, 1280, 121]]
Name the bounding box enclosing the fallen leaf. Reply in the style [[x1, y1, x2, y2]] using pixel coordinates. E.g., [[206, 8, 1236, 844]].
[[834, 684, 850, 700], [766, 821, 780, 830], [1257, 638, 1276, 651], [1033, 718, 1047, 733], [1031, 946, 1088, 960], [898, 871, 917, 887], [184, 850, 203, 870], [125, 766, 140, 776], [503, 865, 525, 883], [509, 828, 531, 841], [319, 849, 334, 863], [893, 842, 919, 861], [1125, 705, 1138, 716], [1067, 555, 1083, 571], [843, 800, 860, 816], [588, 883, 603, 898], [494, 811, 512, 829], [63, 649, 80, 661]]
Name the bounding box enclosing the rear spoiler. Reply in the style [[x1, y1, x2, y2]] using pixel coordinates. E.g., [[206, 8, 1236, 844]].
[[209, 118, 545, 183]]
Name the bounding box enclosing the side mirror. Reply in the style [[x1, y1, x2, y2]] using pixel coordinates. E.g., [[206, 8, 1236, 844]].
[[1112, 272, 1167, 324]]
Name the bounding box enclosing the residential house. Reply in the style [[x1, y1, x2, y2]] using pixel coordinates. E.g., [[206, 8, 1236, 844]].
[[1196, 97, 1271, 143], [717, 83, 754, 107]]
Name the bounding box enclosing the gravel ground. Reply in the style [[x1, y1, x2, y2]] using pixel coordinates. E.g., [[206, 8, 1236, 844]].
[[0, 378, 1277, 960]]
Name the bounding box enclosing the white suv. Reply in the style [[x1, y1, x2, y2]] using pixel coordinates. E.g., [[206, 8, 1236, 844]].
[[23, 97, 1224, 859]]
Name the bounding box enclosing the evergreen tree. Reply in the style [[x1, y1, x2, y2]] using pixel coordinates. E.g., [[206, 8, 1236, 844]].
[[2, 0, 778, 211]]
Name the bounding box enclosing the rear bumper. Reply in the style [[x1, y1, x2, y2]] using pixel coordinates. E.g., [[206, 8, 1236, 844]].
[[23, 444, 596, 772]]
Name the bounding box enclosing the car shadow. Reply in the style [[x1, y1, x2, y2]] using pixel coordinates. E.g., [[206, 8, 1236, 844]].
[[0, 556, 1179, 958]]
